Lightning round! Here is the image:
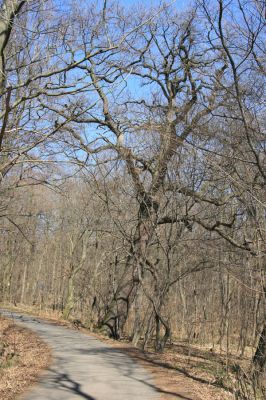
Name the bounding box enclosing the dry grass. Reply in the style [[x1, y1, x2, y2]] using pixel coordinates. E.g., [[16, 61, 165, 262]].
[[0, 314, 51, 400]]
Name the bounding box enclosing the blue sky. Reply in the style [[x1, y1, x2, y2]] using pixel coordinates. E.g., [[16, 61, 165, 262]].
[[55, 0, 190, 12], [119, 0, 189, 11], [52, 0, 191, 27]]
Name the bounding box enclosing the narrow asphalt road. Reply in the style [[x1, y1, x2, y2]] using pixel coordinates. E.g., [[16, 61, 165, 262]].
[[0, 310, 159, 400]]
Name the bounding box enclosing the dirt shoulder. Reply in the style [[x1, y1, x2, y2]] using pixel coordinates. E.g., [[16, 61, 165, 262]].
[[0, 304, 234, 400], [0, 314, 51, 400]]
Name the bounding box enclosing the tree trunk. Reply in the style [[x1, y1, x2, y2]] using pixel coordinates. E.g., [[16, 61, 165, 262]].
[[62, 276, 75, 320], [132, 288, 144, 346], [101, 197, 158, 338], [252, 321, 266, 374], [62, 234, 88, 320]]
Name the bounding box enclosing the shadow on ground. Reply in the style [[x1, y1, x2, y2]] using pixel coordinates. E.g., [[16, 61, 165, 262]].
[[119, 345, 234, 395], [46, 368, 96, 400], [72, 346, 195, 400]]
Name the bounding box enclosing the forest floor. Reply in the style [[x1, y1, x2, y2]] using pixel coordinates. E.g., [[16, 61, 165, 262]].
[[0, 314, 51, 400], [0, 304, 243, 400]]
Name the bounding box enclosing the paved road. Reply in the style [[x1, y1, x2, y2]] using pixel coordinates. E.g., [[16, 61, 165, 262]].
[[0, 310, 159, 400]]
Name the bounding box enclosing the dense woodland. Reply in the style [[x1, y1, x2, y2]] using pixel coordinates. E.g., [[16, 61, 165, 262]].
[[0, 0, 265, 397]]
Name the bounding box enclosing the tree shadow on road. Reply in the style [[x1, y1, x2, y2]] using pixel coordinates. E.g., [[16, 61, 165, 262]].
[[46, 368, 96, 400], [74, 346, 195, 399]]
